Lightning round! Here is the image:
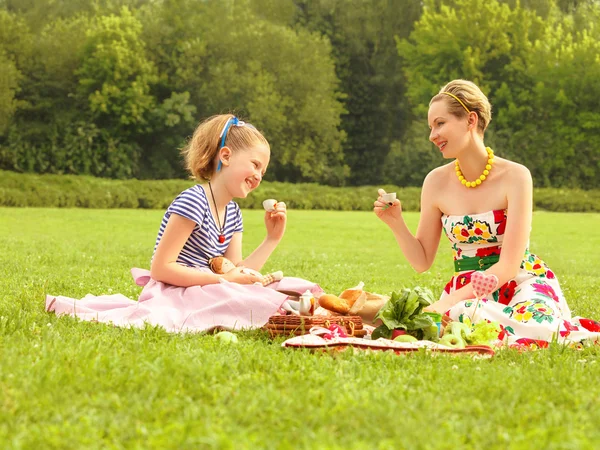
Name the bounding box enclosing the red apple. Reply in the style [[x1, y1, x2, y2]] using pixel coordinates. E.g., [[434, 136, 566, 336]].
[[391, 329, 407, 340]]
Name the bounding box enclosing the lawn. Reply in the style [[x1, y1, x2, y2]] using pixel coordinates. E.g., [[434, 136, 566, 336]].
[[1, 208, 600, 449]]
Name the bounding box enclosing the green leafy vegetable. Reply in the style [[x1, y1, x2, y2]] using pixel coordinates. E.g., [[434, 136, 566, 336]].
[[442, 319, 502, 346], [465, 321, 502, 346], [373, 287, 438, 341]]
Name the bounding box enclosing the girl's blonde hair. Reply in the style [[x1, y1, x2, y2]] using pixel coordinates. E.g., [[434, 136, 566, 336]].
[[429, 80, 492, 134], [181, 114, 270, 180]]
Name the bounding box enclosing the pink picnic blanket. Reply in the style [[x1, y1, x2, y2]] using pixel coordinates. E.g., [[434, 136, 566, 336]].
[[46, 268, 323, 333]]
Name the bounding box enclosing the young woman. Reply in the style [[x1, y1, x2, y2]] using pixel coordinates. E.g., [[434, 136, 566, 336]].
[[374, 80, 600, 346]]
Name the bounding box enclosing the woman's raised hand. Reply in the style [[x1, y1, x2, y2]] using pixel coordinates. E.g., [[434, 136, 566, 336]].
[[222, 266, 262, 285], [373, 188, 402, 226]]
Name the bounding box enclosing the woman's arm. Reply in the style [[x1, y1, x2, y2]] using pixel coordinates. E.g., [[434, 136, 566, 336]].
[[151, 214, 259, 286], [486, 164, 533, 282], [376, 170, 443, 273]]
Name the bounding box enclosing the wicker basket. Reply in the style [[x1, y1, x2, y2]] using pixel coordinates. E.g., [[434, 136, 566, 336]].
[[265, 315, 366, 338]]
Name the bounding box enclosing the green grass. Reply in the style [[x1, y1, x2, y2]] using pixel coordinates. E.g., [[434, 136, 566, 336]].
[[1, 208, 600, 449]]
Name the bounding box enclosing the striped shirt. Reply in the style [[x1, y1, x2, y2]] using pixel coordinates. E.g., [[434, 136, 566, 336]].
[[152, 185, 243, 269]]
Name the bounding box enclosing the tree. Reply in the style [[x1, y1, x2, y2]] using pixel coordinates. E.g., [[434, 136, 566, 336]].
[[290, 0, 424, 185], [397, 0, 600, 188], [138, 0, 347, 184], [0, 49, 20, 136], [495, 14, 600, 187], [0, 10, 29, 134], [77, 8, 158, 137]]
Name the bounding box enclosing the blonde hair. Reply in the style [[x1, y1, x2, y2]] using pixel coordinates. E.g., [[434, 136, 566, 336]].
[[181, 114, 270, 180], [429, 80, 492, 134]]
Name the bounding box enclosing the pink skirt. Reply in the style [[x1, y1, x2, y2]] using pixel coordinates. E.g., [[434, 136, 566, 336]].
[[46, 268, 323, 333]]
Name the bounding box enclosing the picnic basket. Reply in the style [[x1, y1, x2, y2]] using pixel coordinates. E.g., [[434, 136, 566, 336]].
[[265, 314, 367, 338]]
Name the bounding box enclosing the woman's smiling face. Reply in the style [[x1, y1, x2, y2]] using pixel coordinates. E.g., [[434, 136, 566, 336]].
[[428, 99, 470, 159]]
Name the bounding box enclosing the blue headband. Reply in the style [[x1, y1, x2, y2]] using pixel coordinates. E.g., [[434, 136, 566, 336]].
[[217, 116, 252, 172]]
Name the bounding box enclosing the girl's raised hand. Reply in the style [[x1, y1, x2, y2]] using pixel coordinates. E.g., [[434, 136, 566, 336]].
[[373, 189, 402, 225], [265, 201, 287, 242]]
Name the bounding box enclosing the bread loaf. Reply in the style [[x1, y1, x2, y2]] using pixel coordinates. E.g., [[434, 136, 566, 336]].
[[339, 288, 364, 307], [347, 291, 367, 315], [355, 292, 389, 326], [318, 294, 350, 314]]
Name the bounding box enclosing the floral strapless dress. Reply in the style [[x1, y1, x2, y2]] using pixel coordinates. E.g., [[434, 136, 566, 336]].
[[440, 209, 600, 347]]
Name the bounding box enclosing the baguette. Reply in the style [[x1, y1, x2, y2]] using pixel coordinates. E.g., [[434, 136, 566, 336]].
[[318, 294, 350, 314]]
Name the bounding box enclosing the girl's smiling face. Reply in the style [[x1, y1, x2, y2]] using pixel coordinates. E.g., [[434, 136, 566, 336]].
[[224, 144, 270, 198], [428, 99, 471, 159]]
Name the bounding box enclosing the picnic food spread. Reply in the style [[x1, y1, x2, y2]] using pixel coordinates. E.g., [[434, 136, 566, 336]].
[[267, 280, 503, 355]]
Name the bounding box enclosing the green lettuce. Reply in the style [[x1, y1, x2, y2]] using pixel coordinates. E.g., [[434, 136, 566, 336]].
[[372, 287, 438, 341], [465, 321, 502, 346]]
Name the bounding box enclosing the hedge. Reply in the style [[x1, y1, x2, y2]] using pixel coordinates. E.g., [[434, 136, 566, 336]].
[[1, 171, 599, 212]]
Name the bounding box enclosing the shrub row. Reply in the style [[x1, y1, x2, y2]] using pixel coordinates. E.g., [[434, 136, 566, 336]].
[[1, 171, 599, 213]]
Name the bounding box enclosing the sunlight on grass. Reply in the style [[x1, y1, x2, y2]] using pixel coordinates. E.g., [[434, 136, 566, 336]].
[[1, 208, 599, 448]]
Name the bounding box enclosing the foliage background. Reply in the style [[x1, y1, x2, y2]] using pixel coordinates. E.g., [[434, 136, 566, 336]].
[[1, 0, 599, 188]]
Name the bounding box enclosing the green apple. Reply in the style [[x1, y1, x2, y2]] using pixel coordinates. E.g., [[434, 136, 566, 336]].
[[446, 322, 471, 340], [393, 334, 418, 343], [439, 334, 466, 348], [214, 331, 239, 344]]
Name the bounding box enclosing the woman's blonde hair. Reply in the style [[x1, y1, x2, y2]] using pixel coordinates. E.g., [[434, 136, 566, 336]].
[[429, 80, 492, 134], [181, 114, 270, 180]]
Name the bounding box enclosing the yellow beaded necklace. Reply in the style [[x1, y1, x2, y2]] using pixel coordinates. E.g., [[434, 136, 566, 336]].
[[455, 147, 494, 188]]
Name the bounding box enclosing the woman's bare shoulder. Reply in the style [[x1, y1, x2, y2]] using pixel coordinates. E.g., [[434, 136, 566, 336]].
[[496, 158, 532, 183], [424, 162, 454, 187]]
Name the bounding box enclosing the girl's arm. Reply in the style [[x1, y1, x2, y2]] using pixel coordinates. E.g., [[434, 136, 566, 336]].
[[151, 214, 259, 286], [235, 235, 279, 272], [225, 207, 287, 272], [224, 230, 279, 272], [376, 170, 444, 273], [427, 165, 533, 312]]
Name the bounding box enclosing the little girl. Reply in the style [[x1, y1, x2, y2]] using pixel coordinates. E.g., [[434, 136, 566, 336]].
[[151, 114, 286, 286], [46, 114, 322, 332]]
